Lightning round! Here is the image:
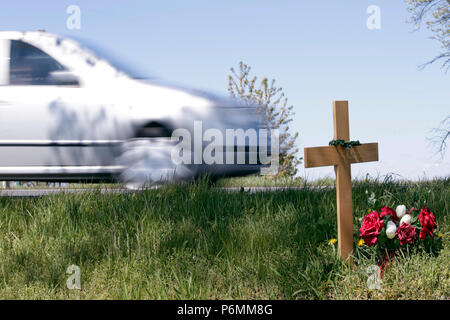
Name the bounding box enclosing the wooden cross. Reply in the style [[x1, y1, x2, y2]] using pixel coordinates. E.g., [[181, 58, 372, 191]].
[[304, 101, 379, 261]]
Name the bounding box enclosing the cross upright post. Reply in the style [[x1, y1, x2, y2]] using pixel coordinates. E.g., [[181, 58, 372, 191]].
[[333, 101, 353, 260], [304, 101, 379, 261]]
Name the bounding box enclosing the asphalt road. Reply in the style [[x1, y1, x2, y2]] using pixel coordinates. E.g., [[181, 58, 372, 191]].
[[0, 186, 331, 197]]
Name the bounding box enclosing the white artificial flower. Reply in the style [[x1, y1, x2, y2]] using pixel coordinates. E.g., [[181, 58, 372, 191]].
[[396, 205, 406, 219], [368, 192, 376, 206], [387, 221, 396, 229], [400, 214, 411, 225], [386, 227, 396, 239], [386, 221, 397, 239]]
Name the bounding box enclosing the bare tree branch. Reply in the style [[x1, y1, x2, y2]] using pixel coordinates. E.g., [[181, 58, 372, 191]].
[[429, 115, 450, 157], [406, 0, 450, 71]]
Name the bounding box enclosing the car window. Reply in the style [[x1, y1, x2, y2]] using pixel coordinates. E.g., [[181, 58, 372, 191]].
[[69, 36, 151, 79], [9, 40, 66, 85]]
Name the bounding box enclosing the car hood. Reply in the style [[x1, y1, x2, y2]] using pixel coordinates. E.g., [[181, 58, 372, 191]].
[[139, 78, 242, 108]]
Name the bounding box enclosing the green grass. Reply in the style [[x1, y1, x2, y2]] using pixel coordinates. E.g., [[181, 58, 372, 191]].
[[0, 177, 448, 299]]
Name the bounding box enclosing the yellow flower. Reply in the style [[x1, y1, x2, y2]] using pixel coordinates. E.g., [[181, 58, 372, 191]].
[[328, 238, 337, 246], [438, 233, 443, 238], [357, 239, 365, 246]]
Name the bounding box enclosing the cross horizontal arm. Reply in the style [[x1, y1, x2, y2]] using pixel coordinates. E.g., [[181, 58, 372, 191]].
[[304, 143, 379, 168]]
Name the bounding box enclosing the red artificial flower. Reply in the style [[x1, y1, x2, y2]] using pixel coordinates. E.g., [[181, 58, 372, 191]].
[[379, 206, 398, 223], [360, 211, 384, 246], [396, 222, 417, 245], [418, 206, 437, 240]]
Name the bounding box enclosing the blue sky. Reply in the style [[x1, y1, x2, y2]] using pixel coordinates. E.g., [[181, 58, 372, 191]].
[[1, 0, 449, 180]]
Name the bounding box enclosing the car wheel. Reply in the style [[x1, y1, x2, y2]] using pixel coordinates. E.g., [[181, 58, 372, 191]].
[[114, 138, 195, 189]]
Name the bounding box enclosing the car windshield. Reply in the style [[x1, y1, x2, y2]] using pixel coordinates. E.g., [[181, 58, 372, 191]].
[[68, 36, 151, 79]]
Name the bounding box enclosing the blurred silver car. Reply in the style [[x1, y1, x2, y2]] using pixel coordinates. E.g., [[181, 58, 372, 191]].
[[0, 31, 266, 186]]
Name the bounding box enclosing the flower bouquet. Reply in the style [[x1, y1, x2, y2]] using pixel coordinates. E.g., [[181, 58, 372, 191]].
[[359, 205, 443, 272]]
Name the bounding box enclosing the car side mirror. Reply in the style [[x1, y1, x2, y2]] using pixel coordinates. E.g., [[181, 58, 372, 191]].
[[47, 70, 80, 86]]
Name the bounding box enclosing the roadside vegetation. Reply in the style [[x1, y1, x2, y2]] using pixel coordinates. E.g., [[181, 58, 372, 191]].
[[0, 177, 448, 299]]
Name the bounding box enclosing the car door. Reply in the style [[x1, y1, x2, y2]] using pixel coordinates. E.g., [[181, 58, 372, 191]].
[[0, 39, 123, 180]]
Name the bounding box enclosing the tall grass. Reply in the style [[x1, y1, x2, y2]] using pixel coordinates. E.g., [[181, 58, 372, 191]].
[[0, 177, 448, 299]]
